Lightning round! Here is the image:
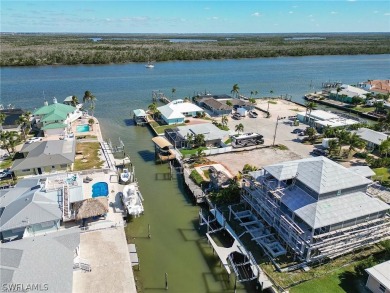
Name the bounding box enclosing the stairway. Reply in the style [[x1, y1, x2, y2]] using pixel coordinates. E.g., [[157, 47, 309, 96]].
[[63, 184, 70, 219]]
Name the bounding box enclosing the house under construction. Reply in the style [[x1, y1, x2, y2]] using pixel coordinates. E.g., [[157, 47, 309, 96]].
[[239, 156, 390, 264]]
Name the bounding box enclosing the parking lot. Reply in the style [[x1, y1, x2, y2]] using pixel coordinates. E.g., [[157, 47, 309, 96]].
[[209, 99, 317, 174]]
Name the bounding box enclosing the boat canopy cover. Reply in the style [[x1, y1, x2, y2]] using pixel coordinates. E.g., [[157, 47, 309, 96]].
[[152, 137, 172, 149]]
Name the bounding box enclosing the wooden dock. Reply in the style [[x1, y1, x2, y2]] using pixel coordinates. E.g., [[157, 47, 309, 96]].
[[152, 90, 171, 104]]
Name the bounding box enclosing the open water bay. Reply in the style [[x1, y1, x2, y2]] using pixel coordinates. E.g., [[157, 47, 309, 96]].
[[1, 54, 389, 292]]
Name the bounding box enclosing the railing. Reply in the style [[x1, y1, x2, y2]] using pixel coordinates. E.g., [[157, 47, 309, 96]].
[[203, 146, 232, 155]]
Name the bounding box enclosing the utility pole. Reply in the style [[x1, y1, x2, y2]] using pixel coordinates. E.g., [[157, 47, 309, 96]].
[[272, 116, 279, 146]]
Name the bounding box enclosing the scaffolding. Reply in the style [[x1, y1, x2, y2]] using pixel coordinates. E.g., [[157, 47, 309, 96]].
[[241, 176, 390, 264]]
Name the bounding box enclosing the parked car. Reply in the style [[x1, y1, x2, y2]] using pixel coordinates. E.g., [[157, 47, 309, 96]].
[[298, 131, 306, 136], [232, 113, 242, 120], [27, 137, 43, 143], [311, 149, 328, 157], [292, 128, 304, 134], [249, 110, 258, 118], [0, 170, 12, 181]]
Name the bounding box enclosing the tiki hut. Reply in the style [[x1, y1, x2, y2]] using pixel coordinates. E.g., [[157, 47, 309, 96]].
[[74, 197, 109, 220]]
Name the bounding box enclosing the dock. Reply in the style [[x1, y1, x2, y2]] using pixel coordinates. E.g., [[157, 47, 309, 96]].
[[152, 90, 171, 104]]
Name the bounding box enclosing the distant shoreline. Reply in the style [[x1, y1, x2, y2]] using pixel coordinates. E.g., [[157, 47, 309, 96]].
[[1, 33, 389, 67]]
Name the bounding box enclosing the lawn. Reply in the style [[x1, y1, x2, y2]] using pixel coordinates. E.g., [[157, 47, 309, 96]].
[[0, 157, 13, 169], [149, 121, 185, 135], [73, 142, 104, 171], [180, 147, 207, 156], [373, 167, 390, 182], [289, 265, 364, 293], [351, 106, 375, 113]]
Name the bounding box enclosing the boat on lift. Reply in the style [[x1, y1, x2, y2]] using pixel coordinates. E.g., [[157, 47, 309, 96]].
[[121, 183, 144, 217], [145, 61, 154, 68], [120, 168, 132, 183]]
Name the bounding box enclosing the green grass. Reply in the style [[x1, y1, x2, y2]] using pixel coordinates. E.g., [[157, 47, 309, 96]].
[[373, 167, 390, 181], [74, 142, 104, 171], [189, 170, 206, 186], [289, 265, 360, 293], [203, 169, 210, 179], [351, 106, 375, 113], [268, 100, 278, 104], [180, 147, 207, 156], [0, 157, 13, 169], [149, 121, 185, 135], [224, 138, 232, 144]]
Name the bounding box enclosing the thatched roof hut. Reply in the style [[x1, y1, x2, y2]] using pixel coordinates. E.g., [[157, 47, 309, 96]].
[[74, 197, 108, 220]]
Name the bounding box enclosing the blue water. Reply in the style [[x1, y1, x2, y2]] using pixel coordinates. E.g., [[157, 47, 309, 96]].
[[92, 182, 108, 198], [76, 124, 90, 133], [1, 55, 390, 292]]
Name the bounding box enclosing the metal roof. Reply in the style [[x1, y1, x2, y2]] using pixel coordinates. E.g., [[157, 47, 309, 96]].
[[157, 100, 203, 120], [0, 229, 80, 293], [354, 128, 388, 146], [366, 260, 390, 289], [264, 156, 372, 195], [0, 189, 62, 232], [133, 109, 146, 117], [348, 165, 376, 178], [176, 123, 229, 141], [12, 140, 75, 171], [282, 188, 389, 229]]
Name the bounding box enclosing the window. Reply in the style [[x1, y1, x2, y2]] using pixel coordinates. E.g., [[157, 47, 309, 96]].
[[22, 169, 30, 172], [379, 284, 386, 292]]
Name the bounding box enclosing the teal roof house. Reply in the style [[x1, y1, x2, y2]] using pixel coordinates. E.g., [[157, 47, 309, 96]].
[[33, 97, 82, 136]]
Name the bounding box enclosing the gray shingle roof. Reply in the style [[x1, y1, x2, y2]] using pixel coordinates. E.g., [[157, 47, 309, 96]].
[[12, 140, 75, 171], [0, 229, 80, 293], [0, 190, 61, 232], [264, 156, 372, 195]]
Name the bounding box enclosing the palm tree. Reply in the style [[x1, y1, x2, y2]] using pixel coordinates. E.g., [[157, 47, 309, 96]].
[[235, 123, 244, 134], [148, 103, 158, 119], [194, 134, 205, 148], [323, 125, 335, 138], [269, 90, 274, 96], [379, 139, 390, 157], [226, 100, 233, 107], [0, 131, 20, 155], [348, 133, 366, 156], [71, 95, 79, 107], [83, 90, 96, 116], [231, 84, 240, 99], [221, 115, 228, 127], [88, 118, 95, 130], [379, 112, 390, 132], [0, 112, 6, 131], [171, 88, 176, 99], [305, 101, 316, 124], [306, 127, 316, 143], [336, 86, 342, 99], [328, 139, 339, 156], [17, 112, 31, 141], [248, 98, 256, 110], [186, 133, 194, 148]]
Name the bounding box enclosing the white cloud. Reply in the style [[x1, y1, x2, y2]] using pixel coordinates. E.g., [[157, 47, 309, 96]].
[[385, 12, 390, 16], [331, 11, 338, 14], [373, 10, 379, 14], [105, 18, 111, 22], [204, 7, 210, 10], [288, 11, 293, 14], [251, 12, 261, 17], [347, 0, 356, 2], [308, 14, 314, 18], [292, 5, 298, 8]]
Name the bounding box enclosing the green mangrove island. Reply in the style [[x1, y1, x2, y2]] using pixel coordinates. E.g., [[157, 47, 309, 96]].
[[1, 33, 389, 66]]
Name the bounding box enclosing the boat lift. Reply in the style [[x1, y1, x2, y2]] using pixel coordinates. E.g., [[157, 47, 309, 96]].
[[198, 207, 273, 289]]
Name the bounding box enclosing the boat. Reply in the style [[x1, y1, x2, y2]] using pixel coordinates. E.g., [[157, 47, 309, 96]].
[[145, 61, 154, 68], [121, 183, 144, 217], [120, 168, 132, 183]]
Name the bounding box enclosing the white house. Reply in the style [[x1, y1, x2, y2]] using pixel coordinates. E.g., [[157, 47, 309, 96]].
[[353, 128, 388, 150], [365, 260, 390, 293], [297, 109, 359, 130], [157, 99, 204, 125]]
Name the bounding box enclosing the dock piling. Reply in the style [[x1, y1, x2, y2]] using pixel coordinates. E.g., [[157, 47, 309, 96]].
[[165, 272, 168, 290], [148, 224, 151, 238]]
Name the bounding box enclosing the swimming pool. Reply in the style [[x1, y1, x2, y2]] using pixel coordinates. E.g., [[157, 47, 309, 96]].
[[76, 124, 90, 133], [92, 182, 109, 198]]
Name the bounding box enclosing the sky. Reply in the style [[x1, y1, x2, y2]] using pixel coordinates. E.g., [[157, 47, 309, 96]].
[[1, 1, 389, 34]]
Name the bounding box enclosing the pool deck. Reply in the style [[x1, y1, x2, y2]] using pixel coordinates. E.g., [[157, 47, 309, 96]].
[[72, 115, 138, 293]]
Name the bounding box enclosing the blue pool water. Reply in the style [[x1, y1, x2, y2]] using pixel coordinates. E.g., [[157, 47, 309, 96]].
[[92, 182, 108, 198], [76, 124, 90, 133]]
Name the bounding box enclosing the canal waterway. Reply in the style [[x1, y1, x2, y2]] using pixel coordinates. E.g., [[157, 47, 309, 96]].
[[1, 54, 389, 292]]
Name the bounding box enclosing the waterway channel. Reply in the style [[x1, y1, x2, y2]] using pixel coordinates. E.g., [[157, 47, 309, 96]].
[[1, 54, 389, 292]]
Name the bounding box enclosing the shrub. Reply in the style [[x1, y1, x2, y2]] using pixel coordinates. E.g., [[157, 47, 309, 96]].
[[184, 119, 190, 123]]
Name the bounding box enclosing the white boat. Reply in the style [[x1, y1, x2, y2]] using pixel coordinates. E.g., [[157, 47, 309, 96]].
[[145, 61, 154, 68], [121, 184, 144, 217], [120, 168, 132, 183]]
